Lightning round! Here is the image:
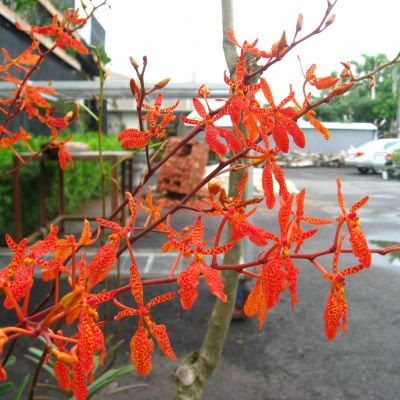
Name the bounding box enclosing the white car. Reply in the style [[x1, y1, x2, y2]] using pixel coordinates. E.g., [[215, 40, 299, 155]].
[[345, 139, 400, 174], [371, 141, 400, 173]]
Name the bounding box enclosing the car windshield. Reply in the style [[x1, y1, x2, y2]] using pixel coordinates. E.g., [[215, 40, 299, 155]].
[[357, 139, 400, 151], [384, 141, 400, 151]]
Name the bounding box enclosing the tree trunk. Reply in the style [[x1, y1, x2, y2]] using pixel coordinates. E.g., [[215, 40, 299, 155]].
[[171, 4, 241, 398], [171, 171, 243, 400]]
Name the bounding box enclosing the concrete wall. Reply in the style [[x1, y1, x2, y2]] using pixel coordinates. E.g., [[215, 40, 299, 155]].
[[108, 111, 139, 135], [185, 107, 378, 156], [298, 123, 377, 155]]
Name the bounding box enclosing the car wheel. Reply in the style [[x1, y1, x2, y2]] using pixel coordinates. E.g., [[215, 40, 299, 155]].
[[357, 167, 369, 174]]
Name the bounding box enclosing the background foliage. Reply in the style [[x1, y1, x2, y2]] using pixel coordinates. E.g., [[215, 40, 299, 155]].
[[0, 132, 122, 245], [315, 54, 398, 135]]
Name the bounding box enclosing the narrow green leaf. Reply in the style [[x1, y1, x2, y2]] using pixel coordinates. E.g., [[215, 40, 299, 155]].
[[105, 340, 125, 359], [3, 355, 16, 367], [14, 373, 30, 400], [28, 347, 55, 367], [106, 383, 149, 396], [77, 102, 99, 122], [87, 365, 134, 398], [24, 355, 55, 377], [0, 382, 14, 396]]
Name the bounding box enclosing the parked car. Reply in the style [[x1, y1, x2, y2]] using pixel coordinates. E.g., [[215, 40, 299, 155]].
[[372, 141, 400, 173], [345, 138, 400, 174]]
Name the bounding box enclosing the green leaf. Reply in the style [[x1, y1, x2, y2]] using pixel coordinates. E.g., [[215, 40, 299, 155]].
[[4, 355, 16, 367], [105, 340, 125, 361], [0, 382, 15, 396], [93, 338, 124, 378], [14, 373, 30, 400], [105, 383, 149, 397], [28, 346, 54, 367], [87, 365, 135, 399], [77, 102, 99, 122], [25, 354, 55, 377]]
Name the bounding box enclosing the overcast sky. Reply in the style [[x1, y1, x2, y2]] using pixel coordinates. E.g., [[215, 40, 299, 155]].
[[93, 0, 400, 98]]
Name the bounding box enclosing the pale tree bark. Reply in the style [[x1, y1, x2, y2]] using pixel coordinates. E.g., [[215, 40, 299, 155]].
[[171, 2, 243, 399]]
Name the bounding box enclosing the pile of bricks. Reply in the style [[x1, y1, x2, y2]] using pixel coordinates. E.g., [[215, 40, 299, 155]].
[[157, 137, 209, 198]]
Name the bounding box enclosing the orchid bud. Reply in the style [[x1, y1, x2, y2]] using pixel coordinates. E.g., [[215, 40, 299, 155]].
[[331, 81, 355, 97], [129, 56, 139, 70], [325, 14, 336, 27], [369, 76, 376, 90], [198, 84, 211, 98], [296, 13, 304, 32], [278, 31, 288, 50], [154, 78, 170, 90], [130, 78, 140, 97]]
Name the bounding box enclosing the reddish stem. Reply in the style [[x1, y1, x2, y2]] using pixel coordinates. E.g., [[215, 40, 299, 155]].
[[169, 253, 182, 278], [71, 243, 77, 290], [3, 287, 25, 322], [212, 216, 228, 266], [310, 259, 330, 278], [48, 332, 78, 344]]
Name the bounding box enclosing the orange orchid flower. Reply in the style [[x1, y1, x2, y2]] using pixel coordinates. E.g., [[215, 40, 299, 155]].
[[241, 132, 289, 209], [291, 188, 333, 252], [0, 225, 58, 309], [163, 216, 233, 309], [0, 42, 40, 73], [118, 93, 178, 149], [204, 172, 275, 246], [114, 263, 176, 376], [0, 127, 31, 149], [323, 234, 348, 340], [223, 53, 261, 127], [87, 192, 137, 289], [227, 31, 272, 59], [336, 177, 371, 267], [292, 93, 330, 140], [258, 78, 305, 153], [244, 194, 324, 328], [140, 187, 167, 229], [27, 12, 89, 55], [305, 64, 339, 90], [181, 98, 240, 155], [52, 331, 73, 391]]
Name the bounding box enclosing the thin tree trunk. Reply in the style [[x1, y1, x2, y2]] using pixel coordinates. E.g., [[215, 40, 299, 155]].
[[171, 2, 241, 399], [171, 172, 243, 400]]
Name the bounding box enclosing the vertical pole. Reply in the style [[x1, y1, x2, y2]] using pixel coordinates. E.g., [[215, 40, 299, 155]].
[[58, 164, 64, 232], [39, 160, 47, 228], [12, 156, 22, 241], [121, 158, 126, 194], [111, 155, 118, 220], [121, 158, 126, 222], [244, 158, 254, 261], [128, 158, 133, 192]]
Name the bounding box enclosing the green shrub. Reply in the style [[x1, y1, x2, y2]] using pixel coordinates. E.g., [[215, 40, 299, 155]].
[[391, 148, 400, 164], [0, 132, 124, 245], [383, 148, 400, 179]]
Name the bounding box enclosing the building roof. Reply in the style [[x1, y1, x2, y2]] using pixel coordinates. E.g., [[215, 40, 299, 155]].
[[298, 121, 377, 131], [0, 81, 230, 101], [0, 2, 81, 71], [184, 99, 377, 131]]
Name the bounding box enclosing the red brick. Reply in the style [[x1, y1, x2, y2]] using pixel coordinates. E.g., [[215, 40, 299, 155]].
[[157, 138, 209, 196]]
